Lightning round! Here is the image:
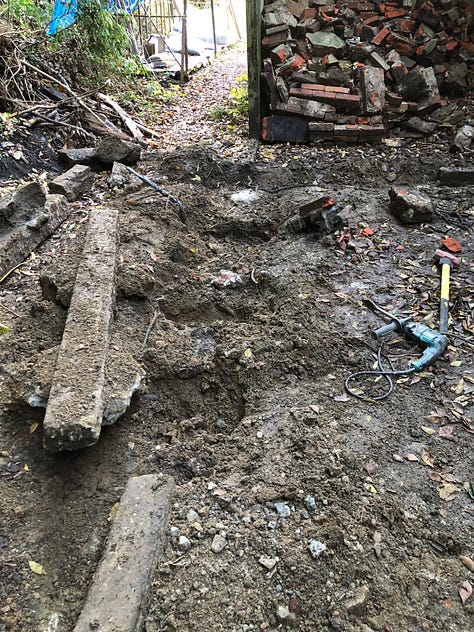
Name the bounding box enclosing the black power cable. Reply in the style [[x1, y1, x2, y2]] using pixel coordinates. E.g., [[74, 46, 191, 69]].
[[345, 344, 417, 401]]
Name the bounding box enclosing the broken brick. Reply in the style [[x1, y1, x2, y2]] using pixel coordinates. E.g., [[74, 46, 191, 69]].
[[360, 66, 385, 114]]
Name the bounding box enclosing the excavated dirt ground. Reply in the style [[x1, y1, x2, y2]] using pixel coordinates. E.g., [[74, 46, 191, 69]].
[[0, 47, 473, 632]]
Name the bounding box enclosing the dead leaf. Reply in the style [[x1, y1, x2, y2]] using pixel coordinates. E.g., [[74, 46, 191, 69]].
[[364, 462, 376, 475], [438, 425, 455, 439], [406, 453, 419, 462], [464, 481, 474, 500], [29, 422, 39, 434], [441, 597, 453, 609], [28, 560, 46, 575], [459, 581, 472, 605], [108, 502, 120, 522], [421, 426, 435, 435], [438, 483, 460, 501], [308, 405, 320, 414], [459, 556, 474, 573], [452, 378, 465, 395], [427, 471, 442, 482], [420, 449, 435, 468], [333, 394, 350, 402]]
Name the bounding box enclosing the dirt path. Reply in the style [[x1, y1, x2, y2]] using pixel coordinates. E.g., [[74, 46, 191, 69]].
[[0, 46, 473, 632]]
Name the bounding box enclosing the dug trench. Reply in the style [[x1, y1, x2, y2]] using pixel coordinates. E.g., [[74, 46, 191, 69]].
[[0, 138, 473, 632]]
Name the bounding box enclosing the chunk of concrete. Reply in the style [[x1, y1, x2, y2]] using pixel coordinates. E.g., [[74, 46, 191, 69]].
[[73, 475, 175, 632], [360, 66, 385, 114], [43, 207, 119, 451], [388, 187, 433, 224], [57, 147, 97, 168], [49, 165, 94, 201], [306, 32, 346, 57], [0, 182, 46, 230], [0, 193, 69, 279], [95, 136, 142, 166], [438, 167, 474, 186]]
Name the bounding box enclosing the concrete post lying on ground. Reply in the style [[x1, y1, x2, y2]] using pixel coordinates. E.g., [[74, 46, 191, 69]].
[[43, 207, 119, 451], [73, 475, 175, 632]]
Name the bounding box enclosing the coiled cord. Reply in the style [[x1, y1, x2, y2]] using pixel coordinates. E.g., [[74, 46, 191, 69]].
[[345, 344, 417, 401]]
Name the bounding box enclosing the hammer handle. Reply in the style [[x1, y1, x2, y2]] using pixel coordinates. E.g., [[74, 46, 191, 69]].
[[439, 263, 451, 334]]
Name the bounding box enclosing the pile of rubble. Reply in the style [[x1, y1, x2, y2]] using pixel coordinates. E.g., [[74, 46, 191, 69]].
[[260, 0, 473, 143]]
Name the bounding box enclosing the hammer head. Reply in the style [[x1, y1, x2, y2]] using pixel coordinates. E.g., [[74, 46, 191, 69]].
[[435, 249, 460, 268]]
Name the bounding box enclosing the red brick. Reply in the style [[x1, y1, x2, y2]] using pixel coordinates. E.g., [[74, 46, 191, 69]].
[[373, 27, 390, 45], [363, 15, 380, 25], [290, 87, 361, 110], [385, 9, 406, 19], [303, 7, 317, 19]]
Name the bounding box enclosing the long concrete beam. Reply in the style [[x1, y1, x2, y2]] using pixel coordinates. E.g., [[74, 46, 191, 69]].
[[43, 207, 119, 451], [73, 475, 174, 632]]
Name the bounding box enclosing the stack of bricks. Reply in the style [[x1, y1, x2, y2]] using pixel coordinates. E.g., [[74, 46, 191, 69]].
[[260, 0, 473, 143]]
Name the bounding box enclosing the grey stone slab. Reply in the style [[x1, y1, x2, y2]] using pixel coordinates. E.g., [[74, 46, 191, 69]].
[[438, 167, 474, 186], [43, 207, 119, 452], [73, 475, 175, 632], [0, 193, 70, 279], [49, 165, 94, 201], [388, 186, 433, 224]]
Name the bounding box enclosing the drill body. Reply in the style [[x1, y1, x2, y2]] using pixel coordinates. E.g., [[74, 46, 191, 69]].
[[373, 318, 448, 371]]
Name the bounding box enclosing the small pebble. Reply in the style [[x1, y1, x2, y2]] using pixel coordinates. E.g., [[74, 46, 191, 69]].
[[211, 534, 227, 553], [304, 495, 316, 511], [308, 540, 326, 558], [178, 535, 191, 551], [275, 502, 291, 519]]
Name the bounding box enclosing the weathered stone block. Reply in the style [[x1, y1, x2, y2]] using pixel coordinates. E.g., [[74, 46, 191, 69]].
[[49, 165, 94, 201], [43, 207, 119, 451], [388, 186, 433, 224], [73, 475, 174, 632], [306, 32, 346, 57], [438, 167, 474, 186], [360, 66, 385, 114], [95, 136, 142, 166]]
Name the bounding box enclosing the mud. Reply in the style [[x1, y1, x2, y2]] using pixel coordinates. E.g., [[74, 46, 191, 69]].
[[0, 48, 473, 632]]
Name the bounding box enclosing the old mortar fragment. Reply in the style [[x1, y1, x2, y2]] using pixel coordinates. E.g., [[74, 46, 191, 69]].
[[388, 186, 433, 224], [0, 184, 70, 279], [73, 475, 175, 632], [43, 207, 119, 451]]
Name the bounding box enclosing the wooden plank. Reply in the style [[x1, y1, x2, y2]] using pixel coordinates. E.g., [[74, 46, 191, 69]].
[[246, 0, 262, 139]]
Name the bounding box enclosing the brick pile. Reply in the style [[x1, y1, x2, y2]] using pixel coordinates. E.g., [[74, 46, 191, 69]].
[[259, 0, 473, 143]]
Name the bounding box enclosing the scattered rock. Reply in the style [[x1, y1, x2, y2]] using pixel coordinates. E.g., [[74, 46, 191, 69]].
[[108, 161, 131, 187], [259, 556, 277, 571], [178, 536, 191, 551], [48, 165, 94, 201], [308, 540, 326, 558], [276, 604, 297, 626], [388, 186, 433, 224], [343, 585, 370, 616], [95, 136, 142, 166], [450, 125, 474, 152], [275, 502, 291, 518], [57, 147, 97, 168], [211, 534, 227, 553]]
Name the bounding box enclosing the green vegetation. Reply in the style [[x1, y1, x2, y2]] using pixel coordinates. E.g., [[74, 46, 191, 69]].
[[209, 73, 248, 129], [0, 0, 52, 28]]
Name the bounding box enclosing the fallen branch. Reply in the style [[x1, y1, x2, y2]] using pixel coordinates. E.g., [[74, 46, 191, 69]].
[[97, 92, 145, 143]]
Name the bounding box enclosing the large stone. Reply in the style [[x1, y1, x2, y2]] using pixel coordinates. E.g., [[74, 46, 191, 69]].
[[406, 117, 437, 135], [306, 32, 346, 57], [43, 207, 119, 451], [395, 66, 439, 107], [450, 125, 474, 152], [49, 165, 94, 201], [73, 475, 174, 632], [0, 182, 45, 230], [360, 66, 385, 114], [276, 97, 336, 120], [438, 167, 474, 186], [95, 136, 142, 166], [57, 147, 97, 168], [0, 192, 69, 279], [388, 187, 433, 224]]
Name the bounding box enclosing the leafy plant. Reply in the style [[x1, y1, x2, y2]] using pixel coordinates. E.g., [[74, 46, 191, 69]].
[[0, 0, 52, 28], [209, 72, 248, 128]]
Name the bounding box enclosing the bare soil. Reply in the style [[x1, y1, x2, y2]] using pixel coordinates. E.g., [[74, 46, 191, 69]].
[[0, 47, 473, 632]]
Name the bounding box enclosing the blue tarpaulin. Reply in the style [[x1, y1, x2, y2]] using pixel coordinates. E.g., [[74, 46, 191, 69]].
[[48, 0, 142, 36]]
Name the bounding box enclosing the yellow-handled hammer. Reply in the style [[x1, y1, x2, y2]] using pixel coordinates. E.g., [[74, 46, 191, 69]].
[[434, 249, 460, 334]]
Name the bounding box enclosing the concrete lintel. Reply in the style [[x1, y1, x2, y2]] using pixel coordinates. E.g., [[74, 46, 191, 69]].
[[73, 475, 175, 632], [43, 207, 119, 452]]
